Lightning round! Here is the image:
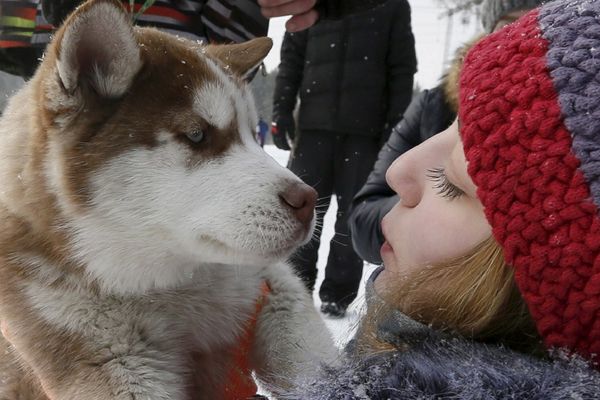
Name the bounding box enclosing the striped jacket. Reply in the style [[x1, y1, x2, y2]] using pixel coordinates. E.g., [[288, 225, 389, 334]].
[[38, 0, 268, 44], [0, 0, 268, 77]]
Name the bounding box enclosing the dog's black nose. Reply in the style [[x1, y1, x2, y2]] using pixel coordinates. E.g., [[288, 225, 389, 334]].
[[279, 182, 317, 225]]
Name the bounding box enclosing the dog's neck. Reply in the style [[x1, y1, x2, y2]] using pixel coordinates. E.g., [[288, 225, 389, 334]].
[[67, 217, 209, 295]]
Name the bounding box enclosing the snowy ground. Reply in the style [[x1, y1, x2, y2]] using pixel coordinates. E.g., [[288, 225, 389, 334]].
[[264, 145, 378, 348]]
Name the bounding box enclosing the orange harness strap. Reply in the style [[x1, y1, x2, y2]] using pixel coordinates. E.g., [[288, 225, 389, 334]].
[[221, 281, 271, 400]]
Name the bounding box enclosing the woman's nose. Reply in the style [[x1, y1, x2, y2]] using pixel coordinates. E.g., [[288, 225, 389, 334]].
[[386, 152, 423, 208], [385, 121, 459, 208]]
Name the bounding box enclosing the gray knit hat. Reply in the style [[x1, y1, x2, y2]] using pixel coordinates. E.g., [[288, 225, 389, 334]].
[[480, 0, 545, 32]]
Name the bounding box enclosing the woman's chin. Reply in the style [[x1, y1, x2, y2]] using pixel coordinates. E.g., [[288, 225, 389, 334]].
[[381, 241, 399, 268], [373, 267, 390, 296]]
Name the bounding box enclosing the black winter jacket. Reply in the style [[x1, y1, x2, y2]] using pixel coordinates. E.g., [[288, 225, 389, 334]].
[[272, 0, 417, 138], [288, 269, 600, 400], [315, 0, 389, 19], [348, 85, 456, 263]]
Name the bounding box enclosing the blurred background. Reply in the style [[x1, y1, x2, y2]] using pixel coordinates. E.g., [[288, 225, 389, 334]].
[[253, 0, 482, 141], [0, 0, 483, 116]]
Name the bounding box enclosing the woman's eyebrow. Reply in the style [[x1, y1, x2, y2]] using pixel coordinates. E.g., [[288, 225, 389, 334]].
[[446, 145, 477, 197]]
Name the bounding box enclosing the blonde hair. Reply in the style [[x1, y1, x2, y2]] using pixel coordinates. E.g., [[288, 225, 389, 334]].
[[357, 237, 542, 355]]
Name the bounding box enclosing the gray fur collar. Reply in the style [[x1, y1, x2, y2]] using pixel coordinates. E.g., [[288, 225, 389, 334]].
[[289, 330, 600, 399], [286, 268, 600, 399]]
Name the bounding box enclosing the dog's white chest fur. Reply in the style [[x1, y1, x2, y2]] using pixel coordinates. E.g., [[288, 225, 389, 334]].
[[24, 262, 263, 353]]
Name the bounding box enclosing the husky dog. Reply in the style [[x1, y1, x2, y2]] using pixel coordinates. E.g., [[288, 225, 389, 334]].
[[0, 0, 336, 398]]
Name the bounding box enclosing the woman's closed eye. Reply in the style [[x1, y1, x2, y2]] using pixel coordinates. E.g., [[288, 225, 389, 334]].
[[426, 167, 465, 200]]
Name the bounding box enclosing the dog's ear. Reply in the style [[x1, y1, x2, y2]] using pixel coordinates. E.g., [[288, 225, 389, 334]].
[[52, 0, 142, 97], [205, 37, 272, 79]]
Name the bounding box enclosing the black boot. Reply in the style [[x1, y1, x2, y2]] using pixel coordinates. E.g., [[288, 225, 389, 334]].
[[320, 301, 347, 318]]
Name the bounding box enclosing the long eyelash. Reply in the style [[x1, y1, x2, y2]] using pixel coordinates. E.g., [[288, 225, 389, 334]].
[[426, 167, 465, 200]]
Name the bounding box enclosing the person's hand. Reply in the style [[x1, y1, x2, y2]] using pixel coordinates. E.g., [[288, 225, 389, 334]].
[[258, 0, 319, 32], [270, 114, 295, 151]]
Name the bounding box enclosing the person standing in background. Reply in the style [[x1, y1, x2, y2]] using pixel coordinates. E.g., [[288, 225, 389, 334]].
[[256, 118, 269, 147], [271, 0, 416, 317], [348, 0, 545, 266]]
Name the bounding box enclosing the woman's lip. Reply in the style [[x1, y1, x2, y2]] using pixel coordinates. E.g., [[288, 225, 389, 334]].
[[380, 218, 394, 256], [381, 241, 393, 255]]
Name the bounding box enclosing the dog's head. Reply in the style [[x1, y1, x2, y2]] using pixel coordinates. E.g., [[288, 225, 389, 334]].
[[24, 0, 316, 293]]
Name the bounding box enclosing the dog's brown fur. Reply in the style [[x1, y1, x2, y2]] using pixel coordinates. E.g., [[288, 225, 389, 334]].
[[0, 1, 336, 398]]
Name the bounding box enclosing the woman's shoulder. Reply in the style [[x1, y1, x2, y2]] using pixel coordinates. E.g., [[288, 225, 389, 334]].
[[291, 331, 600, 400], [406, 86, 451, 118], [380, 333, 600, 399]]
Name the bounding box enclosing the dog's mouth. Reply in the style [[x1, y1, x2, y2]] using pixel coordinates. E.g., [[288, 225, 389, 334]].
[[197, 232, 305, 261]]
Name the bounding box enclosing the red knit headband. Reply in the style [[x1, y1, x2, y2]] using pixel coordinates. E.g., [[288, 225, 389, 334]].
[[459, 1, 600, 363]]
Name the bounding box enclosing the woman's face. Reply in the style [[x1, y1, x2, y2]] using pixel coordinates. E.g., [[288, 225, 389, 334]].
[[375, 120, 492, 293]]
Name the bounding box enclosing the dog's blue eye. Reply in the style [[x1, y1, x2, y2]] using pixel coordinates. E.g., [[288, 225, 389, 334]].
[[186, 129, 205, 144]]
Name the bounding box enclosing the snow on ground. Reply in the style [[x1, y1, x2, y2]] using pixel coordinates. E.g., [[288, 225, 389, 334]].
[[265, 145, 378, 348]]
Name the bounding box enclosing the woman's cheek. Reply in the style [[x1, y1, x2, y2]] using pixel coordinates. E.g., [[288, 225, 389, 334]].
[[402, 206, 470, 267]]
